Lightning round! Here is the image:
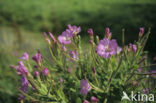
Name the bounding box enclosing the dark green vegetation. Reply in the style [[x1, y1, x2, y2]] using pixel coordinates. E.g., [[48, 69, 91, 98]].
[[0, 0, 156, 102]]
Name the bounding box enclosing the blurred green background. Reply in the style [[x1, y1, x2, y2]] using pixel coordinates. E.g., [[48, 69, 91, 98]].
[[0, 0, 156, 102]]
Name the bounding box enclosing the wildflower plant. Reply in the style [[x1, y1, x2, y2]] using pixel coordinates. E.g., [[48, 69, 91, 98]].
[[10, 25, 156, 103]]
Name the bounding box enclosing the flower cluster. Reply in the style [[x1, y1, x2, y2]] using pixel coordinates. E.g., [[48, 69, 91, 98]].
[[58, 24, 81, 45], [10, 25, 155, 103]]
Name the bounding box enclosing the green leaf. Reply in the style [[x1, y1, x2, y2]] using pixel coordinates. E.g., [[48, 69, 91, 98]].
[[76, 97, 82, 103]]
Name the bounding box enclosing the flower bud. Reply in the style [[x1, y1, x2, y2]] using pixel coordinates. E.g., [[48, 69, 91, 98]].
[[105, 27, 111, 39], [34, 71, 39, 77], [91, 67, 96, 75], [132, 44, 137, 52], [42, 68, 49, 76], [32, 51, 42, 66], [88, 28, 93, 36], [43, 32, 51, 45], [139, 27, 144, 37], [83, 100, 90, 103], [91, 96, 98, 103], [49, 32, 56, 43]]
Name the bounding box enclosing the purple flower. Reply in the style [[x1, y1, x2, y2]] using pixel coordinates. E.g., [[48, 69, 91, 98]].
[[69, 51, 78, 60], [83, 100, 90, 103], [32, 51, 42, 65], [42, 68, 49, 76], [67, 24, 81, 35], [91, 96, 98, 103], [16, 61, 28, 76], [96, 38, 121, 58], [80, 79, 91, 95], [58, 30, 73, 45], [105, 27, 111, 39], [88, 28, 93, 36], [139, 27, 144, 37], [20, 52, 29, 61], [34, 71, 39, 77], [21, 76, 29, 91], [49, 32, 56, 43], [19, 76, 29, 100]]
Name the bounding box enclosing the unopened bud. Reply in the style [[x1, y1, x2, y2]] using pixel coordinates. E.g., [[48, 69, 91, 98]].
[[43, 32, 51, 45], [139, 27, 144, 37]]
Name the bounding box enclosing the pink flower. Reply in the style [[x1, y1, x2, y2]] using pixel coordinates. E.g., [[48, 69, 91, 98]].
[[80, 79, 91, 95], [67, 24, 81, 35], [96, 38, 122, 58], [20, 52, 29, 61], [58, 30, 73, 45]]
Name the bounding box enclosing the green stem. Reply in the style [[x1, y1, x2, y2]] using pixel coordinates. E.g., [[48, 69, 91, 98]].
[[47, 80, 53, 96], [48, 46, 62, 66]]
